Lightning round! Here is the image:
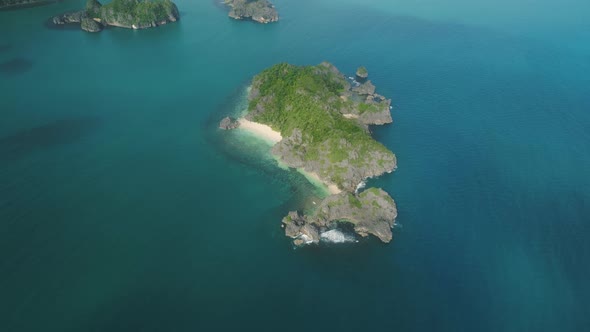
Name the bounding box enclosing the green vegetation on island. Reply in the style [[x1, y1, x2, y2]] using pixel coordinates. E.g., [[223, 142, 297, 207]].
[[221, 62, 398, 244], [247, 62, 395, 191], [224, 0, 278, 24], [52, 0, 179, 32]]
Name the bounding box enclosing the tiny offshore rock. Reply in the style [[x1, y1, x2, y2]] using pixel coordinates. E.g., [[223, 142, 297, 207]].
[[356, 66, 369, 80]]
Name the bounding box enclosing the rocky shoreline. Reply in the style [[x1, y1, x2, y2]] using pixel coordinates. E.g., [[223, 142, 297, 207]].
[[220, 62, 399, 245]]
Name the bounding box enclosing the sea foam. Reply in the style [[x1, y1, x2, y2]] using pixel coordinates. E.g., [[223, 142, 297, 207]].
[[320, 229, 357, 244]]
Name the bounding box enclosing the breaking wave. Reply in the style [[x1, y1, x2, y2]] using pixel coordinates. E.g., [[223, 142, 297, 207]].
[[320, 229, 357, 244]]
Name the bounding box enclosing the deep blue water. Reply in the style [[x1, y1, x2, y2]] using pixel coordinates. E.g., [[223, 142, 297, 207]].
[[1, 0, 589, 331]]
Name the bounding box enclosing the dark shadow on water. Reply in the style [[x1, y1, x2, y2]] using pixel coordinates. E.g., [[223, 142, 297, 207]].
[[0, 58, 33, 76], [0, 116, 102, 161], [0, 44, 11, 53]]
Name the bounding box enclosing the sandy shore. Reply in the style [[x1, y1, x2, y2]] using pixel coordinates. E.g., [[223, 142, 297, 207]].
[[238, 118, 341, 195], [301, 170, 342, 195], [238, 118, 282, 144]]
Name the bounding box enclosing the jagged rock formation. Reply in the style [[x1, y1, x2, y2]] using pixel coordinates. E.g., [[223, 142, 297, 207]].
[[224, 0, 278, 24], [284, 188, 398, 245], [52, 11, 87, 25], [51, 0, 179, 32], [81, 17, 102, 32], [221, 62, 399, 245]]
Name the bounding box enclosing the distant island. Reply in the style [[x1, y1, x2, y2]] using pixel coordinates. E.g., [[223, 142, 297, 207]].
[[224, 0, 278, 24], [52, 0, 179, 32], [0, 0, 57, 10], [220, 62, 398, 245]]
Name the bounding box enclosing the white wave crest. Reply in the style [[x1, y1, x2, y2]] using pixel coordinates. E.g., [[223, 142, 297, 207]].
[[355, 181, 366, 194], [320, 229, 357, 244]]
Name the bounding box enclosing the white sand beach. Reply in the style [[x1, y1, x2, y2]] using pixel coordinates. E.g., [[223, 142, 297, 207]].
[[298, 169, 342, 195], [238, 118, 282, 144]]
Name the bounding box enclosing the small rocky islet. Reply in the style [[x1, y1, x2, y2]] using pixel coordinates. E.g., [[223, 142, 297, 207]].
[[224, 0, 278, 24], [51, 0, 179, 32], [221, 62, 398, 245]]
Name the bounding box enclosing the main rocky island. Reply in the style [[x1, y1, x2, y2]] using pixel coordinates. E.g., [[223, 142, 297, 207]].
[[52, 0, 179, 32], [221, 62, 399, 245], [224, 0, 278, 24]]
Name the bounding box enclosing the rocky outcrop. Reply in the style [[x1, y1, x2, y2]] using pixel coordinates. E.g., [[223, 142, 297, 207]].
[[51, 0, 179, 32], [224, 0, 278, 24], [52, 11, 86, 25], [219, 117, 240, 130], [356, 66, 368, 80], [352, 80, 376, 95], [283, 188, 398, 244]]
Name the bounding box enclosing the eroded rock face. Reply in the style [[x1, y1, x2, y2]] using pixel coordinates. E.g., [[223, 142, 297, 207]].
[[81, 18, 102, 32], [225, 0, 279, 24], [219, 117, 240, 130], [283, 188, 397, 245], [352, 80, 376, 95], [52, 11, 86, 25]]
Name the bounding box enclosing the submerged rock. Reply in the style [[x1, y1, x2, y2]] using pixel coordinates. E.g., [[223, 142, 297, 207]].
[[219, 117, 240, 130]]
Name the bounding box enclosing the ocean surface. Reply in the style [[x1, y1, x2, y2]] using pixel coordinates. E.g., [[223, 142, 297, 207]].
[[1, 0, 589, 331]]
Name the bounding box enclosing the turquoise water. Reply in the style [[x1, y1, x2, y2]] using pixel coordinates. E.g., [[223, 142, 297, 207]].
[[1, 0, 589, 331]]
